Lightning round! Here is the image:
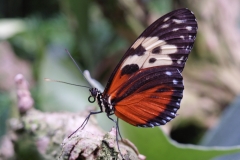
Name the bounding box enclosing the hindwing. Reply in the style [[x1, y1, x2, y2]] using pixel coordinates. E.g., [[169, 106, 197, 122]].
[[114, 68, 183, 126]]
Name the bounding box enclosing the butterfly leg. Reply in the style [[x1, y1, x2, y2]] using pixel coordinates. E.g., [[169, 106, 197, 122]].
[[117, 118, 123, 141], [68, 109, 103, 138], [107, 115, 124, 159]]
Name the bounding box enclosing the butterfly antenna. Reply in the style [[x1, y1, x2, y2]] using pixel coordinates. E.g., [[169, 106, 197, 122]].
[[44, 78, 91, 89], [65, 49, 93, 88]]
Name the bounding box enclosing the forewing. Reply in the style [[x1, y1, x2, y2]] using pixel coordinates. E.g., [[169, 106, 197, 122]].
[[104, 8, 197, 95]]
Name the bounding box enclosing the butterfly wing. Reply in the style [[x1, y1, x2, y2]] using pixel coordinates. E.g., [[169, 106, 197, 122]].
[[113, 67, 183, 127], [103, 8, 197, 127]]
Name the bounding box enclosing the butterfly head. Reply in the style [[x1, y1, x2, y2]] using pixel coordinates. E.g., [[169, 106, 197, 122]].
[[88, 88, 99, 103]]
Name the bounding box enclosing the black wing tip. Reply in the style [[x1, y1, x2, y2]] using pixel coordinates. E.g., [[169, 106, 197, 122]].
[[177, 8, 193, 12], [172, 8, 196, 17]]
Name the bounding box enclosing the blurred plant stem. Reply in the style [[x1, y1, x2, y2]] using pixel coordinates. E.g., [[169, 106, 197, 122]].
[[60, 0, 93, 69]]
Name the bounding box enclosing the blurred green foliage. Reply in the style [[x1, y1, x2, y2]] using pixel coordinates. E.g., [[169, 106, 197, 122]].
[[0, 92, 11, 139], [122, 122, 240, 160]]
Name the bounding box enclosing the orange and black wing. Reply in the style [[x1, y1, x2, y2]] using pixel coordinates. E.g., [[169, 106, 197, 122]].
[[103, 8, 197, 127], [113, 67, 183, 127]]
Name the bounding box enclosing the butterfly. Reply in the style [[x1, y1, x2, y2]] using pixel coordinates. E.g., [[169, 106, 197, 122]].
[[69, 8, 197, 158]]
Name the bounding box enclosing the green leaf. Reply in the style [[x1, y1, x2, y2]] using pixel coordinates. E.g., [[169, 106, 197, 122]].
[[122, 122, 240, 160]]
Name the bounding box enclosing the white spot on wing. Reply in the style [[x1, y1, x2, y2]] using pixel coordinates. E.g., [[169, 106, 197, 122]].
[[173, 79, 178, 84], [162, 120, 167, 124], [180, 35, 184, 39], [166, 117, 172, 120], [176, 102, 180, 106], [142, 37, 166, 50], [149, 123, 154, 127], [164, 17, 170, 22], [177, 56, 184, 64], [186, 26, 192, 30], [173, 108, 178, 111], [165, 71, 172, 76], [173, 19, 184, 24], [142, 37, 159, 48], [161, 24, 169, 28], [131, 37, 145, 49], [173, 28, 179, 31], [161, 45, 177, 54]]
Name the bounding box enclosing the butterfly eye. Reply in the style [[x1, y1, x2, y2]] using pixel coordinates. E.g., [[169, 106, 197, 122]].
[[88, 96, 96, 103]]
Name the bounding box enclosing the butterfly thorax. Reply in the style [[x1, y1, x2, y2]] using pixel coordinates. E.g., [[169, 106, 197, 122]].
[[89, 88, 114, 116]]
